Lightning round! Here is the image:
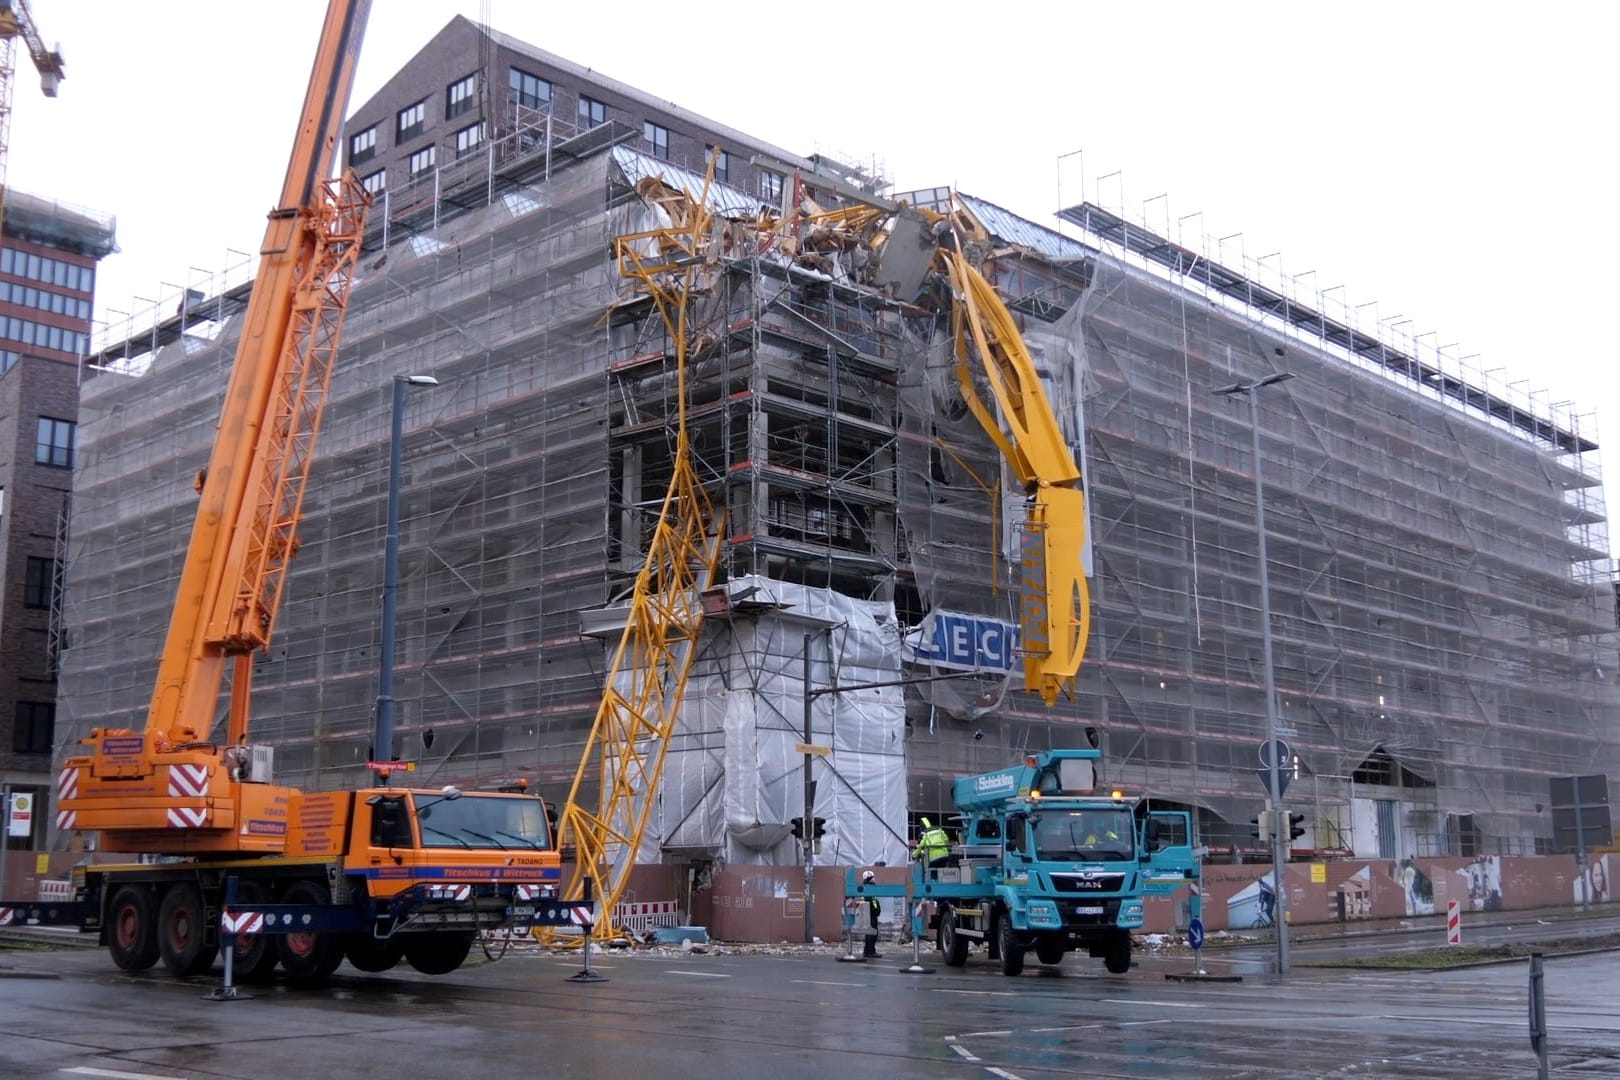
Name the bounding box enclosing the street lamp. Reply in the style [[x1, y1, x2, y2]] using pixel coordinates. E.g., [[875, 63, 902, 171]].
[[1214, 369, 1294, 975], [374, 374, 439, 773]]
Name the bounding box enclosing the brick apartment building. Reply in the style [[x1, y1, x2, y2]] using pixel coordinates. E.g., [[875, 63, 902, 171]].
[[0, 189, 115, 852]]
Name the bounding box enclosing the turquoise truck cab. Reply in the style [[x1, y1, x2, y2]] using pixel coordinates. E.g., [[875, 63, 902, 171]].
[[852, 748, 1199, 975]]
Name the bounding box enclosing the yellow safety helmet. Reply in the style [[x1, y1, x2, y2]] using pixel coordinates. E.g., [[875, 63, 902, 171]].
[[921, 817, 932, 828]]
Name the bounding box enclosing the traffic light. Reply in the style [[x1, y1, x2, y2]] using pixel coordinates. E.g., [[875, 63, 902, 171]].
[[790, 817, 804, 840], [1287, 812, 1306, 842], [1249, 814, 1272, 843], [812, 817, 827, 840]]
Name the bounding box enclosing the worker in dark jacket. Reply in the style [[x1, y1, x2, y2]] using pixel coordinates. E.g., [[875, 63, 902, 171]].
[[861, 870, 882, 958]]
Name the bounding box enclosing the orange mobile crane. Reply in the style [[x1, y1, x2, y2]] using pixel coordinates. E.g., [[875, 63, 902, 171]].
[[0, 0, 573, 983]]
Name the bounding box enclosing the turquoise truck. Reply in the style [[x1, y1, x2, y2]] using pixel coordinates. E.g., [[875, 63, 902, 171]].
[[852, 747, 1199, 974]]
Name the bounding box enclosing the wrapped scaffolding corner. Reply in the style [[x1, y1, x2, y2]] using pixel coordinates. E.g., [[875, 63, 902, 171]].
[[656, 575, 908, 869]]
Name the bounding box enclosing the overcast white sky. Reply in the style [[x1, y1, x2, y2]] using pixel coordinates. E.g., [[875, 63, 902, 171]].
[[11, 1, 1617, 548]]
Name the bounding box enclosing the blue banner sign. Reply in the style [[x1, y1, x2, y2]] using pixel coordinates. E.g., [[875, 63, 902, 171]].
[[910, 610, 1019, 673]]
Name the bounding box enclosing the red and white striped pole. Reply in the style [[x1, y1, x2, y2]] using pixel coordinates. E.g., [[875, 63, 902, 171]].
[[1446, 899, 1461, 945]]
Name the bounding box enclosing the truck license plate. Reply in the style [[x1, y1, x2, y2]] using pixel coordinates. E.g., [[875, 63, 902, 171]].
[[1076, 905, 1105, 915], [513, 905, 535, 917]]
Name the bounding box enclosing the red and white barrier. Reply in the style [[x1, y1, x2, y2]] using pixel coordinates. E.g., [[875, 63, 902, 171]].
[[612, 899, 680, 935], [1446, 899, 1461, 945]]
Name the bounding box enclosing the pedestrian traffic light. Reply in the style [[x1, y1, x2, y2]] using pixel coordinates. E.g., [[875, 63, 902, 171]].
[[812, 816, 827, 840], [1249, 814, 1272, 843], [790, 816, 804, 840], [1287, 812, 1306, 842]]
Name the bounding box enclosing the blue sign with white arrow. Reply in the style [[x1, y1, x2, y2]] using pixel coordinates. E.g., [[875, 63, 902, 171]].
[[1187, 917, 1205, 951]]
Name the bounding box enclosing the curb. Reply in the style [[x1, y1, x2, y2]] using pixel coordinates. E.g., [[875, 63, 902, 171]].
[[1299, 943, 1620, 972]]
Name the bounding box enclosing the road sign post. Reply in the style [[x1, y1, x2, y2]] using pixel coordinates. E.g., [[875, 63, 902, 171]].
[[1528, 952, 1548, 1079]]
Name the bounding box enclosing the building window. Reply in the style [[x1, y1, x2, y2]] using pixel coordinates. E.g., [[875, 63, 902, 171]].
[[13, 701, 54, 754], [643, 121, 669, 160], [361, 170, 386, 195], [577, 95, 606, 130], [4, 317, 84, 355], [453, 123, 483, 160], [349, 125, 377, 166], [35, 417, 74, 468], [508, 67, 550, 111], [24, 556, 57, 609], [759, 169, 784, 203], [708, 148, 729, 184], [407, 145, 436, 177], [446, 73, 477, 121], [0, 248, 92, 293], [397, 99, 427, 142]]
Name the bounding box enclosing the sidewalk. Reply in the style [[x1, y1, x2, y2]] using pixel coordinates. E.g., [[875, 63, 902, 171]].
[[1201, 901, 1620, 949]]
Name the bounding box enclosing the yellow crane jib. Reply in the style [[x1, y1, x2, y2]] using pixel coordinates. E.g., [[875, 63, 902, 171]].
[[941, 249, 1090, 705]]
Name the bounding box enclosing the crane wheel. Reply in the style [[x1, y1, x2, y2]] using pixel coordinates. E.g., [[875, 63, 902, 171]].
[[106, 885, 160, 972], [231, 882, 279, 983], [402, 931, 475, 976], [344, 935, 406, 973], [157, 883, 217, 977], [277, 881, 344, 983]]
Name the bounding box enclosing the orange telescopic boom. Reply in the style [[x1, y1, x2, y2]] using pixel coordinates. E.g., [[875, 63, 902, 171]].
[[57, 0, 373, 854]]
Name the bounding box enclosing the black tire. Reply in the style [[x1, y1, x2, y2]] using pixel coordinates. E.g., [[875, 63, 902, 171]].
[[1103, 932, 1132, 974], [995, 910, 1025, 977], [402, 932, 475, 976], [230, 881, 279, 983], [106, 885, 160, 972], [277, 881, 344, 983], [345, 935, 406, 973], [1035, 939, 1066, 966], [939, 908, 969, 967], [157, 883, 216, 977]]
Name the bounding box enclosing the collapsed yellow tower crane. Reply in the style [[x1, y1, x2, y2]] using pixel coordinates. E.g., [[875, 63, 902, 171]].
[[554, 173, 1090, 933], [0, 0, 65, 215]]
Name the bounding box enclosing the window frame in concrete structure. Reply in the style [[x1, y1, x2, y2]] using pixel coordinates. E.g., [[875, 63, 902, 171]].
[[397, 98, 428, 142], [759, 168, 783, 203], [34, 416, 74, 468], [578, 94, 606, 129], [408, 144, 437, 177], [24, 556, 56, 610], [508, 66, 550, 110], [706, 147, 729, 184], [447, 72, 478, 121], [454, 122, 484, 160], [12, 701, 54, 754], [350, 124, 377, 166], [643, 121, 669, 160], [361, 169, 386, 195]]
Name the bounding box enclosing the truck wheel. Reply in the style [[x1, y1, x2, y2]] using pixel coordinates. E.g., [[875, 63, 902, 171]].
[[1103, 932, 1132, 974], [157, 883, 217, 977], [939, 908, 969, 967], [277, 881, 344, 983], [231, 882, 279, 983], [995, 910, 1025, 977], [1035, 939, 1065, 966], [402, 932, 475, 975], [106, 885, 160, 971], [345, 935, 406, 973]]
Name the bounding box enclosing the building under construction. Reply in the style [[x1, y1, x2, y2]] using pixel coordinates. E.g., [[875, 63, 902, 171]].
[[59, 18, 1619, 872]]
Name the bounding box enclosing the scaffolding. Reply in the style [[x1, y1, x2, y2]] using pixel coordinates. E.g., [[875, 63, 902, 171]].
[[58, 130, 1620, 867]]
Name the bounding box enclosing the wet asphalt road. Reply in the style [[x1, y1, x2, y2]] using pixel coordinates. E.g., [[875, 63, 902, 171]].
[[2, 931, 1618, 1079]]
